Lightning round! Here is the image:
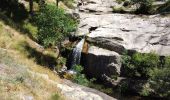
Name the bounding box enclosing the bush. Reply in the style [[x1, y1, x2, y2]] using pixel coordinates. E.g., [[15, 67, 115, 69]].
[[149, 67, 170, 97], [23, 22, 38, 40], [123, 1, 131, 7], [148, 56, 170, 97], [164, 56, 170, 68], [132, 0, 154, 14], [89, 83, 113, 95], [56, 57, 67, 71], [122, 52, 170, 97], [72, 65, 89, 86], [34, 4, 77, 48], [122, 52, 160, 78], [157, 0, 170, 14]]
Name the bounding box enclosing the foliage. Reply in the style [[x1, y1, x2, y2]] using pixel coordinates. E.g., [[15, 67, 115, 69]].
[[123, 0, 132, 7], [23, 22, 38, 40], [119, 81, 129, 93], [164, 56, 170, 68], [116, 0, 126, 4], [139, 83, 151, 96], [122, 52, 170, 97], [89, 82, 113, 95], [132, 0, 154, 14], [122, 52, 159, 78], [56, 57, 67, 71], [72, 65, 89, 86], [34, 4, 77, 48], [149, 67, 170, 97], [157, 0, 170, 14]]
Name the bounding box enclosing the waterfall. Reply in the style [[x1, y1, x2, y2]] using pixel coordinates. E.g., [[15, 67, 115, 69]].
[[71, 39, 85, 68]]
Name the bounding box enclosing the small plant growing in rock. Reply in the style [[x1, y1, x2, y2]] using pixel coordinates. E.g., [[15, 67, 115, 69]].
[[72, 65, 89, 86]]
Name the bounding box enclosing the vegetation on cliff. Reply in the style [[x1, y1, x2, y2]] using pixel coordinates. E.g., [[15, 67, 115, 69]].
[[122, 52, 170, 98]]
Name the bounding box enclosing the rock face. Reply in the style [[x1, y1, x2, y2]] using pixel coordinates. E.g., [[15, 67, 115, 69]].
[[58, 79, 116, 100], [79, 0, 119, 13], [75, 0, 170, 81], [78, 13, 170, 56], [82, 46, 121, 80]]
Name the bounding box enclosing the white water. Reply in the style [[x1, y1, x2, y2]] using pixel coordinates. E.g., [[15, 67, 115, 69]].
[[71, 39, 85, 68]]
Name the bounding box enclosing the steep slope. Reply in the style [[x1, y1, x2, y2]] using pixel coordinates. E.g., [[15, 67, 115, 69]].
[[0, 15, 115, 100], [0, 20, 64, 100]]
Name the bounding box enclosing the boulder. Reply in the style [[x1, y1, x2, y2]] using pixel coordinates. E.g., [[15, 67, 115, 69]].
[[81, 46, 121, 80]]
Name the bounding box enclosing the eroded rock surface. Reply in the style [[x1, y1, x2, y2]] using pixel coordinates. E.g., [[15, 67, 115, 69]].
[[78, 13, 170, 56], [58, 80, 116, 100], [79, 0, 119, 13], [75, 0, 170, 81]]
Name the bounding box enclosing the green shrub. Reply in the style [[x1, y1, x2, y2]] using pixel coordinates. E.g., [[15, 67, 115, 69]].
[[72, 65, 89, 86], [122, 51, 170, 97], [119, 81, 129, 93], [56, 57, 67, 71], [89, 83, 113, 95], [122, 52, 159, 78], [149, 67, 170, 97], [164, 56, 170, 68], [23, 22, 38, 40], [123, 0, 131, 7], [34, 4, 77, 48], [157, 0, 170, 14], [132, 0, 154, 14], [139, 83, 151, 96]]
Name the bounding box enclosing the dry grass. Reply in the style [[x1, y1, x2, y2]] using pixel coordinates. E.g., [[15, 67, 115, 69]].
[[0, 20, 64, 100]]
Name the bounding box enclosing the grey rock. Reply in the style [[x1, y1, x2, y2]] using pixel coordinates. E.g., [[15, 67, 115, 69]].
[[79, 0, 119, 13], [82, 46, 121, 79], [58, 79, 117, 100], [78, 13, 170, 56]]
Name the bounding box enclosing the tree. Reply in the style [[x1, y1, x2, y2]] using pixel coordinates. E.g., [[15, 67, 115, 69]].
[[34, 4, 77, 56]]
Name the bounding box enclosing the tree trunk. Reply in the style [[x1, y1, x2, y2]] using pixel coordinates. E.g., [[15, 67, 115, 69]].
[[56, 0, 59, 7], [29, 0, 33, 15], [56, 42, 62, 60]]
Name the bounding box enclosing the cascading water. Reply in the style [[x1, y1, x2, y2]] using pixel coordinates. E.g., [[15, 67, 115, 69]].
[[71, 39, 85, 68], [67, 39, 85, 74]]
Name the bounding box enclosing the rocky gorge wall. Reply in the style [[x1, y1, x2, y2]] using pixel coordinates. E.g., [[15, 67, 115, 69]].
[[73, 0, 170, 78], [66, 0, 170, 97]]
